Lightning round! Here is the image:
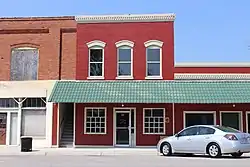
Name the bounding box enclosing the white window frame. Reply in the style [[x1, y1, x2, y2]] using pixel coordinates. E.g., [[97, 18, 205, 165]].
[[144, 40, 163, 79], [183, 111, 216, 128], [143, 108, 165, 135], [84, 107, 107, 135], [115, 40, 134, 79], [86, 40, 106, 79], [246, 111, 250, 133], [219, 111, 243, 131]]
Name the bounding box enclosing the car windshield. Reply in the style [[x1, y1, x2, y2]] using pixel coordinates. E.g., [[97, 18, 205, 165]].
[[213, 126, 241, 133]]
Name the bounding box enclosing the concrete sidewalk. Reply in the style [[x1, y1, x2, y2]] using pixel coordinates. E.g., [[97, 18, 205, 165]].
[[0, 146, 158, 156]]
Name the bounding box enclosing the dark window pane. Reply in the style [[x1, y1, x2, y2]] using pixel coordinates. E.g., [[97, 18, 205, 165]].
[[22, 98, 46, 107], [90, 49, 103, 62], [145, 128, 149, 133], [0, 98, 18, 108], [147, 63, 160, 76], [86, 110, 92, 117], [90, 63, 102, 76], [99, 110, 105, 116], [159, 128, 164, 133], [93, 110, 98, 117], [147, 48, 160, 61], [10, 49, 39, 81], [118, 63, 131, 75], [118, 49, 131, 61], [144, 110, 151, 117], [91, 128, 95, 133], [152, 109, 164, 117], [96, 128, 100, 133], [86, 128, 90, 133], [100, 128, 105, 133]]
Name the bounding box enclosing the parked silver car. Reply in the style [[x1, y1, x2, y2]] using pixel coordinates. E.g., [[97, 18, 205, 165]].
[[157, 125, 250, 158]]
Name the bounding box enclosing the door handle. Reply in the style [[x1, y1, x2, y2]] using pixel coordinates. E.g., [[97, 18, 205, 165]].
[[187, 138, 191, 141], [205, 137, 210, 139]]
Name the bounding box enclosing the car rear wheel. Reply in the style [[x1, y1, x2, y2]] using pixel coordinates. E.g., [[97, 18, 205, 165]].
[[231, 153, 243, 158], [161, 142, 172, 156], [207, 143, 221, 158]]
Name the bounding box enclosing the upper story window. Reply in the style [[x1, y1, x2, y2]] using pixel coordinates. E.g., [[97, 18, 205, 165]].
[[115, 40, 134, 79], [144, 40, 163, 79], [10, 47, 39, 81], [86, 40, 106, 79]]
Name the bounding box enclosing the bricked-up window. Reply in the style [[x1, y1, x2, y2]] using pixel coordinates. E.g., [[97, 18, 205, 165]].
[[143, 108, 165, 134], [85, 108, 106, 134], [10, 48, 39, 81], [144, 40, 163, 78]]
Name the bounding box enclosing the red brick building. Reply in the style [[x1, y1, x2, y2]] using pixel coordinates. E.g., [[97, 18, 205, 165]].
[[0, 16, 76, 147], [48, 13, 250, 148]]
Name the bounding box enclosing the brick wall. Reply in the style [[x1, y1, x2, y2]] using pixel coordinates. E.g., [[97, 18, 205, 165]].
[[0, 17, 76, 80]]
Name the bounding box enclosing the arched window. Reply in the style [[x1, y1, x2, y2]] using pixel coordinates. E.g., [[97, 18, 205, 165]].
[[115, 40, 134, 79], [144, 40, 163, 79], [86, 40, 106, 79], [10, 47, 39, 81]]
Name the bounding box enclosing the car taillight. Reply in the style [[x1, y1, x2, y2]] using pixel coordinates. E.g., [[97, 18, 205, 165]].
[[224, 134, 238, 141]]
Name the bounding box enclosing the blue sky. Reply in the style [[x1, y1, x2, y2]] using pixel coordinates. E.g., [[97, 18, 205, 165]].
[[1, 0, 250, 62]]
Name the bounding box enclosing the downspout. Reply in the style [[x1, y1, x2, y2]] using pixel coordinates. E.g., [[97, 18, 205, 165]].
[[172, 103, 175, 135], [58, 29, 62, 80]]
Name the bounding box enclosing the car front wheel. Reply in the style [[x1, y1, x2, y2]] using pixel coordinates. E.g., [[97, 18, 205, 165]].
[[161, 142, 172, 156]]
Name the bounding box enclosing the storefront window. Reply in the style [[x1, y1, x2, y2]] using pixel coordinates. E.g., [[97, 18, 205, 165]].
[[85, 108, 106, 134], [143, 108, 165, 134]]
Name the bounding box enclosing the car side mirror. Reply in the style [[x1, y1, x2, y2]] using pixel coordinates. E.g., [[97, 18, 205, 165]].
[[175, 133, 180, 137]]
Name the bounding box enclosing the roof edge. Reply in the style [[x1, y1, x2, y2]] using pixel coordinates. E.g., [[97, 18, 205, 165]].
[[175, 62, 250, 67], [0, 16, 75, 21], [75, 13, 176, 23]]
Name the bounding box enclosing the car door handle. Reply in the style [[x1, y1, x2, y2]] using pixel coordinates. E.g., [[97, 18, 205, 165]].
[[187, 138, 191, 141], [205, 137, 210, 139]]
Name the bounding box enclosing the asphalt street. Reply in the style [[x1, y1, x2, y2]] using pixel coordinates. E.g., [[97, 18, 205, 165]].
[[0, 154, 250, 167]]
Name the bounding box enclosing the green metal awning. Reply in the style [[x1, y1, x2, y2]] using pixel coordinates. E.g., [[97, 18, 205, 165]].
[[48, 80, 250, 104]]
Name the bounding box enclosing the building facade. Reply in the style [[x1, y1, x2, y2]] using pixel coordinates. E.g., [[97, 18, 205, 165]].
[[1, 13, 250, 149], [48, 14, 250, 148], [0, 16, 76, 147]]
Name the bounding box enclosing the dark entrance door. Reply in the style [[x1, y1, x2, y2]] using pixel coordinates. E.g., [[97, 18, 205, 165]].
[[185, 113, 214, 127], [0, 113, 7, 145], [116, 112, 130, 146]]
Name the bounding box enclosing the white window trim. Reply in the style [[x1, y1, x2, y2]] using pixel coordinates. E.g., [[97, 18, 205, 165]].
[[84, 107, 107, 135], [246, 111, 250, 133], [143, 108, 166, 135], [144, 40, 163, 48], [115, 40, 134, 79], [219, 111, 243, 131], [144, 40, 163, 79], [87, 40, 106, 79], [115, 40, 134, 48], [183, 111, 217, 128], [86, 40, 106, 48]]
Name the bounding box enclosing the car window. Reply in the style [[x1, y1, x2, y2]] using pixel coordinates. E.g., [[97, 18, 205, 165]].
[[199, 127, 215, 135], [213, 126, 240, 133], [178, 127, 198, 137]]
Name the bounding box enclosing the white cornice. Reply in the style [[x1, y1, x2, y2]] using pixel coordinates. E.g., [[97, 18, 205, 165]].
[[174, 73, 250, 80], [75, 13, 176, 23], [175, 62, 250, 67]]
